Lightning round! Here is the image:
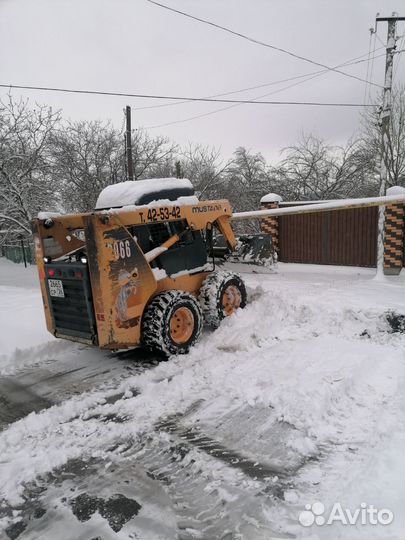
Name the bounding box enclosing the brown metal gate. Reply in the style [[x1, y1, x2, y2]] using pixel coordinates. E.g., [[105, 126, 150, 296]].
[[278, 206, 378, 267]]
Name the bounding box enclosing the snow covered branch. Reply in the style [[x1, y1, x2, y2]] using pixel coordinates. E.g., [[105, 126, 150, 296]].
[[0, 214, 31, 234]]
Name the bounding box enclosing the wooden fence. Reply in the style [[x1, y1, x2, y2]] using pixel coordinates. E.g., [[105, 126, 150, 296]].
[[278, 205, 378, 267], [261, 198, 405, 273]]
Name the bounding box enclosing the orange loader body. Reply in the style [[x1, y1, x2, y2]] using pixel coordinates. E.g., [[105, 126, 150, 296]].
[[32, 198, 241, 353]]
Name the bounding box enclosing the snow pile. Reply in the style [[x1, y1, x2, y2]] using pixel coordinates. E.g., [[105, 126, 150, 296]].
[[151, 267, 168, 281], [0, 259, 54, 360], [387, 185, 405, 196], [260, 192, 283, 204], [37, 211, 62, 220], [95, 178, 195, 209]]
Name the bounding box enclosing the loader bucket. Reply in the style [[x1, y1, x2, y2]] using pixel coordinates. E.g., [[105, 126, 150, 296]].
[[212, 233, 276, 267], [234, 234, 276, 266]]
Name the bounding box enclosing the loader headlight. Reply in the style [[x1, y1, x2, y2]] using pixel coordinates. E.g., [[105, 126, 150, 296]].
[[80, 255, 88, 264], [43, 256, 51, 263]]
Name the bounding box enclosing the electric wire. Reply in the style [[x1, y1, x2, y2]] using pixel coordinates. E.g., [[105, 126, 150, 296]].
[[144, 0, 383, 89], [145, 52, 387, 129], [0, 84, 375, 107], [133, 47, 386, 114], [375, 32, 386, 48]]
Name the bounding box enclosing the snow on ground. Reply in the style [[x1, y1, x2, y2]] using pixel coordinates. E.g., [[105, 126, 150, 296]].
[[0, 258, 404, 539], [0, 260, 54, 358]]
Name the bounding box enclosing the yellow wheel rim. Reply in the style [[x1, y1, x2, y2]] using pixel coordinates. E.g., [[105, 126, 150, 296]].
[[170, 307, 194, 344]]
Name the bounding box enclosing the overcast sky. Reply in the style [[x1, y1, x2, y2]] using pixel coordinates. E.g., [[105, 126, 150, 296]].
[[1, 0, 404, 161]]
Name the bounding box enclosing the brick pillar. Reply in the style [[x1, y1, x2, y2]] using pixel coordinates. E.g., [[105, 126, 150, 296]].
[[383, 204, 404, 274], [260, 193, 282, 252], [384, 186, 405, 275]]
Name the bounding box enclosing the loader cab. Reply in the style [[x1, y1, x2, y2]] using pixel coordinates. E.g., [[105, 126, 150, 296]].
[[133, 220, 208, 276], [94, 178, 208, 277]]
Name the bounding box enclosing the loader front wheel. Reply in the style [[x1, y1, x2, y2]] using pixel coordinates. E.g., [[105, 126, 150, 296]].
[[142, 291, 203, 356], [199, 271, 247, 328]]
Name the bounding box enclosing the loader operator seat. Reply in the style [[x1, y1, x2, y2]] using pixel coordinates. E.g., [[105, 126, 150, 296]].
[[155, 227, 207, 276], [133, 220, 207, 277]]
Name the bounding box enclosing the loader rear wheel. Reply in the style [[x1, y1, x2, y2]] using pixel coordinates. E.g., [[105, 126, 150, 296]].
[[142, 291, 203, 355], [199, 271, 247, 328]]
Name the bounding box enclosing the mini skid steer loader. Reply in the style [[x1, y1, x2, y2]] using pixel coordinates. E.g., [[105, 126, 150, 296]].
[[32, 178, 247, 355]]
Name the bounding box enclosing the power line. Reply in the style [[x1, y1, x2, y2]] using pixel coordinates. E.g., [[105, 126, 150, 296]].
[[145, 69, 366, 129], [134, 48, 386, 113], [145, 52, 387, 129], [145, 103, 238, 130], [133, 71, 326, 112], [144, 0, 383, 89], [143, 76, 343, 130], [0, 83, 374, 107], [375, 32, 386, 47]]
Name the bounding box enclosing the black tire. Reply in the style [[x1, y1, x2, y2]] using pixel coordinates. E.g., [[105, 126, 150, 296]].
[[198, 271, 247, 328], [142, 291, 203, 356]]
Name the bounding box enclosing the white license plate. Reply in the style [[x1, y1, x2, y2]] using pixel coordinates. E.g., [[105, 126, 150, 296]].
[[48, 279, 65, 298]]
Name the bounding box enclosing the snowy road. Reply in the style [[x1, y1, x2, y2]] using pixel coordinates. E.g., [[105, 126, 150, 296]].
[[0, 259, 404, 540]]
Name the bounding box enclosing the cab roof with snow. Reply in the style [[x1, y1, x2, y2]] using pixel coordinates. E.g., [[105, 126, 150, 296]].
[[94, 178, 196, 210]]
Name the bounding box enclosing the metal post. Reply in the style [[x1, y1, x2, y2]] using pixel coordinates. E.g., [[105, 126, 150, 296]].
[[125, 105, 134, 181], [175, 161, 182, 178], [375, 14, 405, 277], [19, 235, 27, 268], [123, 134, 128, 180]]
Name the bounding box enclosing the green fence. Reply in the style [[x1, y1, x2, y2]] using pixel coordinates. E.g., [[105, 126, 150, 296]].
[[1, 244, 36, 265]]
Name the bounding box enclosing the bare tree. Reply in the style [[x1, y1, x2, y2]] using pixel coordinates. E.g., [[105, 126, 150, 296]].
[[274, 133, 372, 201], [132, 129, 177, 180], [51, 120, 124, 212], [0, 96, 60, 238], [223, 147, 270, 232], [225, 147, 268, 207], [179, 143, 230, 200]]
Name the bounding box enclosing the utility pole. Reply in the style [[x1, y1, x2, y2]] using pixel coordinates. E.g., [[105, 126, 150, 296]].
[[125, 105, 134, 181], [374, 14, 405, 278]]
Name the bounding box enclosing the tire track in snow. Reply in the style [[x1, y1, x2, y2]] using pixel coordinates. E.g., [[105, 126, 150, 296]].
[[156, 414, 291, 481], [117, 435, 285, 539], [1, 429, 284, 539], [0, 345, 162, 430]]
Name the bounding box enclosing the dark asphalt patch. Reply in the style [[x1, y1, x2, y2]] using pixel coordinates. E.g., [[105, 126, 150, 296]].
[[4, 519, 27, 540], [386, 311, 405, 333], [69, 493, 141, 532], [32, 507, 47, 519], [0, 378, 52, 429]]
